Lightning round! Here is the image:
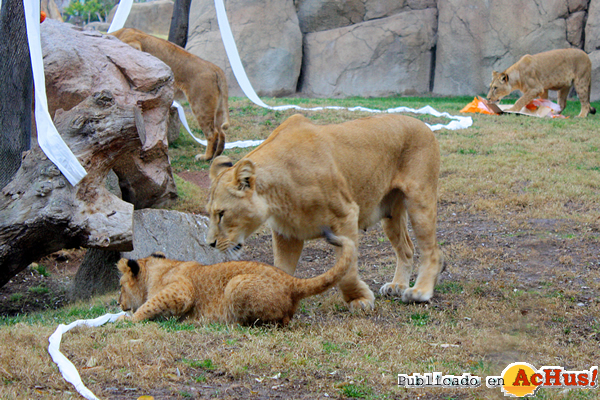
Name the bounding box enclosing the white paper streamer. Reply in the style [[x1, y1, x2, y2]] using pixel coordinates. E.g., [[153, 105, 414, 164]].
[[24, 1, 87, 186], [172, 101, 264, 149], [107, 0, 133, 33], [212, 0, 473, 133], [48, 312, 126, 400]]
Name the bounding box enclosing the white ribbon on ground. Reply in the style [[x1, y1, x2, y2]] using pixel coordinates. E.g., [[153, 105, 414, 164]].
[[107, 0, 132, 33], [24, 1, 87, 186], [48, 312, 126, 400]]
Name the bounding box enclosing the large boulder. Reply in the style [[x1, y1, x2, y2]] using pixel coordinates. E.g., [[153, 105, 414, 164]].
[[107, 0, 174, 37], [121, 209, 232, 264], [295, 0, 436, 33], [299, 9, 437, 97], [585, 0, 600, 52], [588, 50, 600, 101], [433, 0, 571, 96], [41, 20, 177, 209], [186, 0, 302, 97]]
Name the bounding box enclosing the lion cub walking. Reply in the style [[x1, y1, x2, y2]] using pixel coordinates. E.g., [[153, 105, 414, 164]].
[[487, 48, 595, 118], [117, 229, 354, 326], [110, 28, 230, 160]]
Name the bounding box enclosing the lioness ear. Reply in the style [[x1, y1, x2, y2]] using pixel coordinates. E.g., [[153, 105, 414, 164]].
[[500, 73, 509, 84], [233, 159, 256, 192], [492, 70, 499, 79], [209, 156, 234, 181]]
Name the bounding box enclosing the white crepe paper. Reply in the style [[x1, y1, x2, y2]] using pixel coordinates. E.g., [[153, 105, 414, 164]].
[[24, 1, 87, 186], [107, 0, 133, 33], [48, 312, 126, 400]]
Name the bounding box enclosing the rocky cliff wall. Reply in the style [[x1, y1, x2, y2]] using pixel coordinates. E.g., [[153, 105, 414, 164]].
[[113, 0, 600, 100]]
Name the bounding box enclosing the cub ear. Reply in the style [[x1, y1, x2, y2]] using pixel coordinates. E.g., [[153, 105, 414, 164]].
[[127, 259, 140, 277], [499, 73, 509, 84], [209, 156, 234, 181], [233, 159, 256, 192], [492, 70, 499, 79], [117, 258, 140, 277]]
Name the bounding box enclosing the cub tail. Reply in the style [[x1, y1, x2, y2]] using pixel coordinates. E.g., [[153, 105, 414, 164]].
[[291, 227, 355, 300]]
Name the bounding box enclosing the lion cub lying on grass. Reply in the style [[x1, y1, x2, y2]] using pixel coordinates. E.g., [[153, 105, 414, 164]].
[[487, 48, 595, 117], [117, 229, 353, 326]]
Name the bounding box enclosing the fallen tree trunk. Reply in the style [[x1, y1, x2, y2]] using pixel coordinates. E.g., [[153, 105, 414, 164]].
[[0, 91, 139, 287]]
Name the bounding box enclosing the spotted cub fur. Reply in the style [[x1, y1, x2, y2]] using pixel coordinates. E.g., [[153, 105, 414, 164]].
[[117, 229, 354, 326]]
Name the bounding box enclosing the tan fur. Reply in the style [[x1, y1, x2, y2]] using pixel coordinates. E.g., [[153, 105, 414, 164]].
[[117, 231, 354, 326], [487, 48, 596, 118], [206, 114, 444, 308], [110, 28, 230, 160]]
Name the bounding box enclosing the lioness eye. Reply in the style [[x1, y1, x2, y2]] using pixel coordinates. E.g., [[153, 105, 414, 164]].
[[218, 211, 224, 222]]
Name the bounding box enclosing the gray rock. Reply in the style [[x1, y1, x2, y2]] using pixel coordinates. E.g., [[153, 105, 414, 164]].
[[567, 11, 586, 48], [433, 0, 570, 96], [295, 0, 365, 33], [588, 50, 600, 101], [186, 0, 302, 97], [121, 209, 231, 264], [107, 0, 174, 37], [586, 0, 600, 52], [299, 9, 437, 97]]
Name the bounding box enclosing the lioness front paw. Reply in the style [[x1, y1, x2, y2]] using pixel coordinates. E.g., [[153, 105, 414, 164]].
[[379, 282, 408, 297], [401, 287, 433, 303]]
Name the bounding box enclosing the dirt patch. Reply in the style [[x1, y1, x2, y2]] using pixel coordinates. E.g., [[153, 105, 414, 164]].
[[1, 171, 597, 317]]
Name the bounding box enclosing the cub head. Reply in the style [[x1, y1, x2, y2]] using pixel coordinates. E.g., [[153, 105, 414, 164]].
[[206, 156, 268, 255], [117, 252, 165, 313], [487, 71, 512, 103]]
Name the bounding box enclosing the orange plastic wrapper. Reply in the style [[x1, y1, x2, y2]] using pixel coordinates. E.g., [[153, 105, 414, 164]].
[[41, 11, 47, 23], [460, 96, 496, 115]]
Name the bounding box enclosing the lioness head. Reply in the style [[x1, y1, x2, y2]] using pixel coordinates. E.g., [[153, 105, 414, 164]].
[[487, 71, 512, 103], [205, 156, 268, 254], [117, 252, 166, 313]]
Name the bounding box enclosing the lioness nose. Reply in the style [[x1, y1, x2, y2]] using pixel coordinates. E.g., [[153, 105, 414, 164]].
[[209, 241, 217, 248]]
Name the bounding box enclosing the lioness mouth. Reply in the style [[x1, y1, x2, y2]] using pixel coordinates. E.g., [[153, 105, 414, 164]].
[[232, 244, 243, 251]]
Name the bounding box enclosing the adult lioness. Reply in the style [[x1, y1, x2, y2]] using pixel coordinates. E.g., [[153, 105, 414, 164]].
[[111, 28, 230, 160], [487, 48, 596, 118], [206, 114, 443, 309]]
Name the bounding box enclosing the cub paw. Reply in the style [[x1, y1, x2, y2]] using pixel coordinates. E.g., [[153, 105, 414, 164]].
[[116, 314, 132, 322], [348, 297, 375, 312], [379, 282, 408, 297], [401, 287, 432, 303]]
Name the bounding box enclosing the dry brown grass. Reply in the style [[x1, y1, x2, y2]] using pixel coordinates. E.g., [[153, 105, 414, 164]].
[[1, 96, 599, 399]]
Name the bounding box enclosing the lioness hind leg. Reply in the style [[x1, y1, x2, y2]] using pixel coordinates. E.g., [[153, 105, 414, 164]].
[[574, 77, 594, 117], [401, 189, 443, 303], [379, 199, 415, 297]]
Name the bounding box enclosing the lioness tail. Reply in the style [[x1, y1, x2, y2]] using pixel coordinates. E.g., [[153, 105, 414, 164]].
[[292, 228, 355, 299]]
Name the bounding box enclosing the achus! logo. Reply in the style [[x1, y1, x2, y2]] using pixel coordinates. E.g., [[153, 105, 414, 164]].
[[486, 362, 598, 397]]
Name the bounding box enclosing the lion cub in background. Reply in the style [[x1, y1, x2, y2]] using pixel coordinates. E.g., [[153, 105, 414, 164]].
[[117, 229, 354, 326], [110, 28, 230, 161]]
